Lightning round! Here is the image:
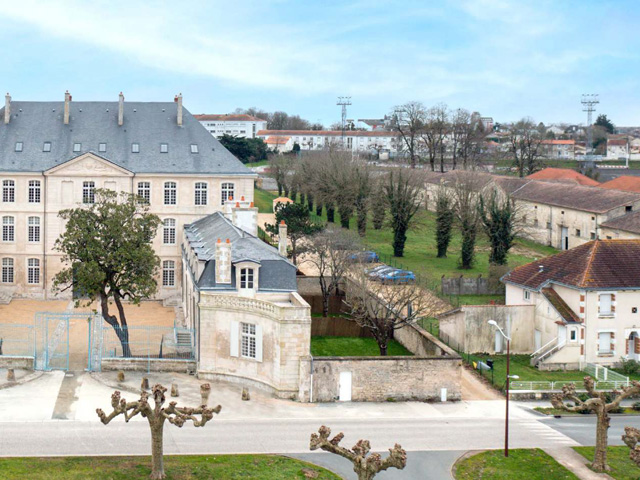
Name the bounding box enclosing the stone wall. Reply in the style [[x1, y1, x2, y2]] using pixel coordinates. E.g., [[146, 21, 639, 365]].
[[299, 355, 461, 402], [0, 356, 33, 369], [101, 358, 196, 373]]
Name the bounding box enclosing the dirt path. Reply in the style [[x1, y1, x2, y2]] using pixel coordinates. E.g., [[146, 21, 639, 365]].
[[461, 367, 502, 400]]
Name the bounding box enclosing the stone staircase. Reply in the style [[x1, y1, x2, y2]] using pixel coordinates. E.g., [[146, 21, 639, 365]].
[[0, 289, 14, 305]]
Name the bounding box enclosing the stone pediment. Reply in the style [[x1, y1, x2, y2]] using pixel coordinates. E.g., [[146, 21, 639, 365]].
[[44, 152, 133, 177]]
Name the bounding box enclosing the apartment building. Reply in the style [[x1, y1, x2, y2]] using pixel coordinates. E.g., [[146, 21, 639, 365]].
[[194, 114, 267, 139]]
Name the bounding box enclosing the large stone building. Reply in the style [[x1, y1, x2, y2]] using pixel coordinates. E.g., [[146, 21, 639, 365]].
[[0, 92, 256, 301]]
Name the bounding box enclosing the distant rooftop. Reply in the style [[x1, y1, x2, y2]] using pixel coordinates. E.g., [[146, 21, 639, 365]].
[[194, 114, 267, 122], [527, 167, 599, 187]]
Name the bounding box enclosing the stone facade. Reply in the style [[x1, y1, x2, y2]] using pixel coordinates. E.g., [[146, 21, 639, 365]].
[[101, 358, 196, 373]]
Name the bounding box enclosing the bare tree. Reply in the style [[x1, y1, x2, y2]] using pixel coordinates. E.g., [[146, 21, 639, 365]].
[[507, 118, 545, 177], [434, 186, 454, 258], [268, 154, 295, 197], [304, 226, 360, 317], [97, 384, 221, 479], [384, 168, 424, 257], [551, 377, 640, 472], [391, 102, 426, 168], [451, 109, 487, 170], [421, 104, 449, 172], [310, 426, 407, 480], [344, 269, 440, 355]]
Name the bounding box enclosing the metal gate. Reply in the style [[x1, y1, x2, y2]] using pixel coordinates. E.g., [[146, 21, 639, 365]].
[[34, 312, 102, 371], [87, 314, 104, 372]]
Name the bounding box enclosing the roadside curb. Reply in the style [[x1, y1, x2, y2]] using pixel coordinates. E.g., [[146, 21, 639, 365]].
[[450, 450, 483, 480], [0, 370, 44, 390], [90, 372, 142, 396], [281, 454, 344, 479]]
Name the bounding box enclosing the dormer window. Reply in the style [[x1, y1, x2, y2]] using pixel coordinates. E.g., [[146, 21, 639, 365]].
[[73, 143, 81, 152], [190, 144, 199, 154], [240, 268, 254, 289], [160, 143, 168, 153], [15, 142, 23, 152], [99, 143, 107, 153], [43, 142, 51, 152], [132, 143, 140, 153]]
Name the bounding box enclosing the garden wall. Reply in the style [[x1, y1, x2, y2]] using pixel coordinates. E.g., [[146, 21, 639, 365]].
[[311, 317, 372, 338], [101, 358, 196, 373], [298, 355, 461, 402], [0, 356, 33, 369]]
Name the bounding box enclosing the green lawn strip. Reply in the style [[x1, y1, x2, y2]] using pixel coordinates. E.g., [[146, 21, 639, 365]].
[[574, 446, 640, 480], [0, 455, 340, 480], [245, 160, 269, 167], [453, 294, 505, 305], [454, 448, 579, 480], [254, 188, 278, 213], [535, 406, 640, 416], [310, 336, 413, 357]]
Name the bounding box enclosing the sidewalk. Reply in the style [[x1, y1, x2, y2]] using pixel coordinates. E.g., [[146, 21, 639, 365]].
[[544, 447, 613, 480]]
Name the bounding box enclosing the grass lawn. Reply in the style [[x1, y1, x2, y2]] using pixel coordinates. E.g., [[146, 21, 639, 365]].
[[0, 455, 340, 480], [310, 336, 413, 356], [245, 160, 269, 167], [420, 317, 440, 337], [574, 446, 640, 480], [254, 188, 557, 286], [254, 188, 277, 213], [454, 448, 579, 479]]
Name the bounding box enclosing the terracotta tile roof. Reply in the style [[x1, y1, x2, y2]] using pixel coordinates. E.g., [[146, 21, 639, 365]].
[[194, 114, 267, 122], [608, 139, 628, 146], [503, 240, 640, 290], [256, 129, 397, 137], [542, 288, 581, 323], [599, 176, 640, 193], [510, 181, 640, 213], [265, 136, 290, 145], [527, 168, 600, 187], [541, 140, 575, 145], [601, 211, 640, 234]]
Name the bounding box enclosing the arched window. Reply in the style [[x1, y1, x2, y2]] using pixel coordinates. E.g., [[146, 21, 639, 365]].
[[2, 216, 14, 242], [27, 258, 40, 284], [162, 260, 175, 287], [164, 182, 177, 205], [163, 218, 176, 245], [1, 258, 14, 283], [221, 182, 234, 204], [194, 182, 208, 206]]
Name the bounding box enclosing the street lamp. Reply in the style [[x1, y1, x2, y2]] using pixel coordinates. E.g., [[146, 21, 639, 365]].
[[488, 319, 516, 457]]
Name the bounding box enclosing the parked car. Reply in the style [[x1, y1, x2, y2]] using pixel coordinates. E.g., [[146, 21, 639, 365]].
[[349, 251, 380, 263], [369, 267, 399, 280], [379, 270, 416, 284], [365, 265, 389, 275]]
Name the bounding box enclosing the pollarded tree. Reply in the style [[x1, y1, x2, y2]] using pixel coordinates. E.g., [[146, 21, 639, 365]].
[[97, 383, 221, 479], [384, 169, 424, 257], [478, 191, 517, 266], [310, 426, 407, 480], [551, 377, 640, 472], [451, 173, 481, 269], [53, 189, 161, 357], [434, 186, 454, 258], [622, 426, 640, 467], [266, 202, 322, 264], [371, 183, 387, 230]]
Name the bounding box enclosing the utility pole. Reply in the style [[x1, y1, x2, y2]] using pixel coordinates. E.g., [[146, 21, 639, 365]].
[[581, 94, 599, 156], [337, 96, 352, 147]]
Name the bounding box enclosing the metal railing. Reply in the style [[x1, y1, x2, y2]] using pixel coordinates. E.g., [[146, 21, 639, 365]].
[[582, 362, 629, 385], [509, 380, 631, 391], [101, 325, 195, 361], [0, 323, 35, 357]]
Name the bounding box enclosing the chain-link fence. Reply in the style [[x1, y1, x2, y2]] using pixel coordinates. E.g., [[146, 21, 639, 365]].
[[101, 325, 195, 361]]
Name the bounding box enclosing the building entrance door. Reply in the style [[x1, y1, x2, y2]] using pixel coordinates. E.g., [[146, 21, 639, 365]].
[[561, 227, 569, 250]]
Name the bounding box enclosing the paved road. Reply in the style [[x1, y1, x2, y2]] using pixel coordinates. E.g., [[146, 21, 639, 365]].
[[542, 415, 640, 447]]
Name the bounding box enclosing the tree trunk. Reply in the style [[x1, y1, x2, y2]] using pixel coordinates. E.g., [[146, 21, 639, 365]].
[[592, 409, 610, 472], [100, 292, 132, 357], [356, 202, 367, 237], [327, 204, 335, 223], [379, 343, 388, 356], [149, 421, 166, 479], [291, 239, 298, 265], [277, 182, 283, 196], [322, 295, 329, 318], [393, 228, 407, 257], [316, 203, 323, 217]]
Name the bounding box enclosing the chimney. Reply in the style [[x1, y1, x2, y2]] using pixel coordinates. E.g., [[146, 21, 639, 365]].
[[4, 93, 10, 125], [215, 238, 232, 284], [175, 93, 183, 126], [118, 92, 124, 126], [63, 90, 72, 125], [278, 220, 288, 257], [538, 265, 544, 273]]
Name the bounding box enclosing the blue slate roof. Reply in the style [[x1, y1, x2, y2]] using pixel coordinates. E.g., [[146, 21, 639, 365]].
[[0, 100, 253, 175], [185, 212, 297, 292]]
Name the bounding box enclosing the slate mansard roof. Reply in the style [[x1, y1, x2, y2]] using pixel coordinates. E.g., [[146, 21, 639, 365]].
[[0, 100, 254, 175], [503, 239, 640, 290], [184, 212, 297, 291]]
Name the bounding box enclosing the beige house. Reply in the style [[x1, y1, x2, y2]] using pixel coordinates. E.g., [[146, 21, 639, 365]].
[[441, 240, 640, 370], [0, 92, 256, 301]]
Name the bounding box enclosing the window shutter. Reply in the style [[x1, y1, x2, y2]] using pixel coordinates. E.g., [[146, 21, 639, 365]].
[[255, 325, 263, 362], [230, 321, 239, 357], [635, 337, 640, 354], [611, 331, 615, 353], [611, 294, 616, 313]]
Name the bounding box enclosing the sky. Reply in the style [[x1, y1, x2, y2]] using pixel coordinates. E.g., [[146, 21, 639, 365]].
[[0, 0, 638, 127]]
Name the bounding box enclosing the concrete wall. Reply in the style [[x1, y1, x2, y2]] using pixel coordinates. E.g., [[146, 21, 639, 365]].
[[394, 322, 453, 357], [101, 358, 195, 373], [439, 305, 536, 354], [0, 356, 34, 369], [441, 275, 504, 295], [299, 355, 461, 402]]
